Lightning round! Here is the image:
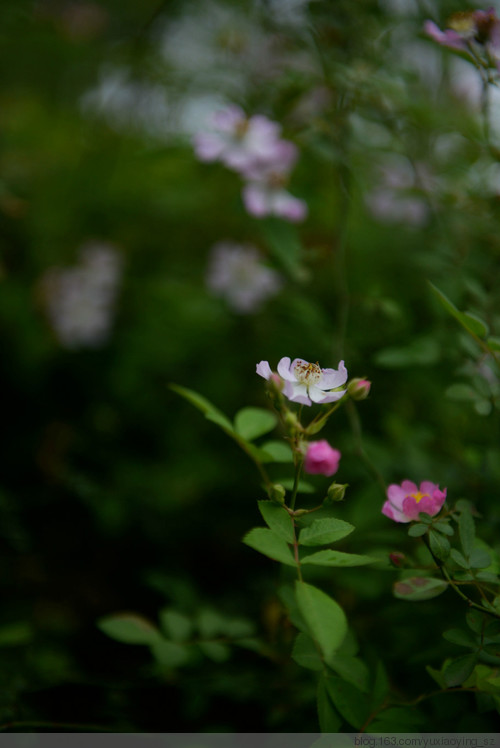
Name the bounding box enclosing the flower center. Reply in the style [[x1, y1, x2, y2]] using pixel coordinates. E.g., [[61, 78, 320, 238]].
[[294, 361, 322, 386], [411, 491, 428, 504]]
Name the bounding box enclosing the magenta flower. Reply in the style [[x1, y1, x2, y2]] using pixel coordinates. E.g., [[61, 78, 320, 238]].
[[304, 440, 341, 477], [243, 182, 307, 222], [423, 20, 468, 52], [382, 480, 447, 523], [257, 357, 347, 406]]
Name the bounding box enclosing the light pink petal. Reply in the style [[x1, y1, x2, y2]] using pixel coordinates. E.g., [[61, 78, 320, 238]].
[[311, 387, 346, 404], [401, 480, 418, 495], [402, 497, 421, 521], [242, 184, 269, 217], [193, 133, 225, 162], [319, 361, 348, 389], [382, 500, 410, 523], [212, 105, 245, 132], [256, 361, 272, 380], [272, 190, 308, 222], [285, 381, 312, 406], [387, 484, 408, 508], [419, 481, 438, 496], [423, 20, 467, 51], [413, 496, 435, 517], [277, 357, 296, 382]]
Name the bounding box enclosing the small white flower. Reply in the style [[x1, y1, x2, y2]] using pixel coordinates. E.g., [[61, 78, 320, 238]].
[[257, 357, 348, 406]]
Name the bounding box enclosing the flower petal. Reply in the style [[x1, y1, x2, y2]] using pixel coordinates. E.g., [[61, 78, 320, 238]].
[[319, 361, 348, 389], [310, 386, 346, 404], [382, 500, 410, 523], [401, 480, 418, 495], [256, 361, 272, 380], [402, 497, 421, 521], [277, 357, 296, 382], [284, 381, 311, 406]]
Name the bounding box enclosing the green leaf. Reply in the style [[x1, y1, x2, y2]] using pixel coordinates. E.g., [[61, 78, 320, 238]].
[[374, 337, 440, 368], [258, 501, 294, 543], [371, 661, 390, 708], [443, 628, 477, 648], [169, 384, 234, 433], [393, 577, 448, 601], [443, 654, 477, 687], [291, 632, 323, 671], [97, 614, 163, 646], [466, 609, 488, 635], [299, 517, 354, 546], [369, 706, 424, 732], [408, 523, 428, 537], [327, 654, 370, 692], [151, 640, 191, 667], [159, 609, 192, 643], [259, 440, 293, 463], [317, 673, 343, 732], [198, 642, 231, 662], [323, 675, 369, 729], [301, 549, 375, 567], [429, 529, 450, 561], [487, 336, 500, 352], [243, 527, 296, 566], [260, 217, 304, 280], [450, 549, 469, 569], [0, 622, 33, 648], [429, 283, 489, 338], [294, 581, 347, 661], [459, 510, 476, 559], [234, 407, 278, 441], [470, 547, 491, 569], [433, 520, 454, 537], [445, 383, 477, 402], [278, 478, 316, 493]]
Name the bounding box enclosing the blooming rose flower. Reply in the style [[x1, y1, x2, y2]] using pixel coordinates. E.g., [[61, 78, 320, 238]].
[[304, 440, 341, 477], [382, 480, 447, 523], [256, 357, 347, 406], [206, 242, 282, 313]]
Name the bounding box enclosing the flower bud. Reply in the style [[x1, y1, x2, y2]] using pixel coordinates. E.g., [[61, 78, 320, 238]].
[[389, 551, 406, 568], [268, 483, 286, 505], [304, 440, 341, 477], [325, 482, 348, 503], [347, 378, 371, 401]]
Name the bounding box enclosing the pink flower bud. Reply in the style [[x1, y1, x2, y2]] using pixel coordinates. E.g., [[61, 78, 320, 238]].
[[347, 378, 372, 401], [389, 552, 406, 568], [304, 440, 341, 477]]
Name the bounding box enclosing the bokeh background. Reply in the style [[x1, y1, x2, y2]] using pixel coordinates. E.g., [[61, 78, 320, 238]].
[[2, 0, 500, 732]]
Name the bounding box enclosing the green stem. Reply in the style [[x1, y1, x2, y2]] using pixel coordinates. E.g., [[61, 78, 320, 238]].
[[290, 458, 304, 513]]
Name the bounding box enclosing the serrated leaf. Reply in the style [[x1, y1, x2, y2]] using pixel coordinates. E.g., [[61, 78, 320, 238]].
[[393, 577, 448, 601], [301, 549, 375, 567], [323, 675, 369, 729], [299, 517, 354, 546], [243, 527, 296, 566], [295, 581, 347, 661], [151, 640, 191, 667], [292, 632, 323, 671], [258, 501, 294, 543], [443, 628, 477, 648], [443, 654, 477, 686], [97, 614, 163, 645], [169, 384, 234, 433], [433, 521, 454, 537], [259, 440, 293, 463], [429, 529, 450, 561], [234, 407, 278, 441], [159, 609, 192, 642], [459, 510, 476, 559]]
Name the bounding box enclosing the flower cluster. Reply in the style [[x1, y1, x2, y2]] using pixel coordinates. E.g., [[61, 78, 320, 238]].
[[257, 357, 347, 406], [194, 105, 307, 222], [206, 242, 282, 313], [41, 242, 122, 349], [425, 8, 500, 71], [382, 480, 447, 523]]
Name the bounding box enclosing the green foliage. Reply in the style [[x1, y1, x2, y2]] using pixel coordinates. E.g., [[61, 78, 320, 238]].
[[299, 517, 354, 546], [294, 582, 347, 662], [242, 527, 296, 566]]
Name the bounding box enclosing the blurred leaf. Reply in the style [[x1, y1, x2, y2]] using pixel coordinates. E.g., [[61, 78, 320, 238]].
[[443, 654, 477, 687], [259, 440, 293, 462], [295, 581, 347, 661], [393, 577, 448, 601], [234, 407, 277, 441], [151, 640, 191, 668], [159, 609, 192, 643], [459, 510, 476, 559], [408, 523, 428, 537], [292, 632, 323, 671], [170, 384, 234, 433], [443, 628, 477, 648], [260, 218, 304, 280], [258, 500, 294, 543], [317, 673, 343, 732], [429, 283, 489, 338], [301, 549, 375, 567], [299, 517, 354, 546], [323, 675, 369, 729], [487, 336, 500, 352], [446, 383, 477, 402], [470, 548, 491, 569], [374, 336, 440, 368], [326, 654, 370, 692], [369, 706, 424, 732], [242, 527, 296, 566], [0, 622, 32, 648], [198, 642, 231, 662], [429, 529, 450, 562], [450, 549, 469, 568], [371, 660, 390, 708], [279, 478, 316, 493], [97, 614, 163, 645]]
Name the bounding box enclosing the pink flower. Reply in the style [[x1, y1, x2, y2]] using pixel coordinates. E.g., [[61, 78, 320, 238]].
[[304, 440, 341, 477], [382, 480, 447, 523], [347, 378, 371, 401], [257, 357, 347, 406], [423, 20, 468, 52], [242, 182, 307, 222]]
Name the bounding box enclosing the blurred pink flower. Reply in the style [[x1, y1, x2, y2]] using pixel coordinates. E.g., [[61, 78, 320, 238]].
[[423, 20, 468, 52], [382, 480, 447, 523], [424, 10, 500, 70], [256, 357, 347, 406], [304, 440, 341, 477], [242, 182, 307, 222], [206, 242, 282, 313]]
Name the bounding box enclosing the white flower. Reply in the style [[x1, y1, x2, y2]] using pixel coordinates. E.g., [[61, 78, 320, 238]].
[[206, 242, 282, 313], [257, 357, 348, 406]]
